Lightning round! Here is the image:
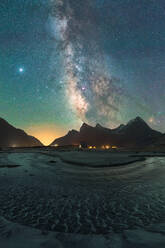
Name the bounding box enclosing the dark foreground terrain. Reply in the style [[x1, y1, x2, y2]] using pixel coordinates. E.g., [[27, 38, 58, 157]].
[[0, 149, 165, 247]]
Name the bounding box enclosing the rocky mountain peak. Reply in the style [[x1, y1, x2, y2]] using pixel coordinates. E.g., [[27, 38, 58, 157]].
[[80, 123, 92, 131], [127, 116, 149, 127], [95, 123, 103, 129]]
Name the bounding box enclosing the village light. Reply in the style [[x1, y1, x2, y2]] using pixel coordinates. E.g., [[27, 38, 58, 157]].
[[11, 144, 17, 148]]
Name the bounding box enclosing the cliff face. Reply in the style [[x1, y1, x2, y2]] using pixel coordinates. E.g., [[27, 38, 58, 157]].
[[0, 118, 43, 147]]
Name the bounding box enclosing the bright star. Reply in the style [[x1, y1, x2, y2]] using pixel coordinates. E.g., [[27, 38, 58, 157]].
[[149, 117, 155, 124], [19, 68, 24, 73]]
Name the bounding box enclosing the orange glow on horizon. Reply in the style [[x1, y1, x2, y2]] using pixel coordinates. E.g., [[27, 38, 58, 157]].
[[25, 125, 66, 146]]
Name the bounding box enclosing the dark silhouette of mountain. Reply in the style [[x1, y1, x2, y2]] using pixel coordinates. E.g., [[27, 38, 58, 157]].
[[52, 129, 80, 147], [149, 134, 165, 151], [0, 118, 43, 147], [155, 134, 165, 146], [50, 117, 162, 148]]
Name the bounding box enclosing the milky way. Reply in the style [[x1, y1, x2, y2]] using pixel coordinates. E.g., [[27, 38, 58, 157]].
[[48, 0, 126, 127]]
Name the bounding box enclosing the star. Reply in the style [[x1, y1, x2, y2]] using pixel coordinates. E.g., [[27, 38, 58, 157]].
[[148, 117, 155, 124], [19, 67, 24, 73]]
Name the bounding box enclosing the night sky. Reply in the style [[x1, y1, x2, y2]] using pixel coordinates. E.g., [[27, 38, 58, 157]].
[[1, 0, 165, 145]]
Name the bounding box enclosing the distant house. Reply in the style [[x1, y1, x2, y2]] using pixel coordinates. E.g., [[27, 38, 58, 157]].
[[88, 145, 96, 150]]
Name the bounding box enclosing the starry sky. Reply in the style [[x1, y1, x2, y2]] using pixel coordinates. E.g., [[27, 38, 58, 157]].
[[0, 0, 165, 145]]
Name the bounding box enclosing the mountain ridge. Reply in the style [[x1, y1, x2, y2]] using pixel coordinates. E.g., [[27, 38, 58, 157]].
[[0, 118, 43, 147], [50, 117, 162, 148]]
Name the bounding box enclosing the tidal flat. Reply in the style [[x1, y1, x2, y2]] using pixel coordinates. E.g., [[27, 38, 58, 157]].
[[0, 149, 165, 247]]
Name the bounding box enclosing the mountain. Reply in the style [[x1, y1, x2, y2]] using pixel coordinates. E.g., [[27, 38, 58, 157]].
[[155, 134, 165, 146], [50, 117, 162, 148], [148, 134, 165, 151], [52, 130, 80, 146], [0, 118, 43, 147]]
